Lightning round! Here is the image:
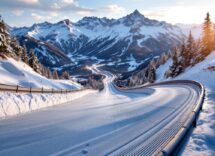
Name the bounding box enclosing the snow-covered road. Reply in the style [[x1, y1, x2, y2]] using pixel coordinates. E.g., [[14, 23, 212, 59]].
[[0, 73, 202, 156]]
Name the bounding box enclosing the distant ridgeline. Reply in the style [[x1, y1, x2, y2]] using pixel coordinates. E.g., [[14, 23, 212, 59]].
[[11, 10, 185, 75]]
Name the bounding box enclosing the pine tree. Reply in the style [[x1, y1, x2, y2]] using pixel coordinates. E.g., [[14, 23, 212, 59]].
[[193, 38, 204, 64], [213, 23, 215, 49], [28, 49, 40, 73], [47, 68, 52, 79], [41, 66, 47, 77], [53, 70, 59, 79], [186, 31, 195, 66], [165, 48, 183, 78], [10, 37, 20, 57], [178, 43, 185, 67], [202, 12, 213, 55], [147, 60, 156, 83], [158, 53, 168, 65], [0, 15, 12, 57], [21, 45, 28, 64], [62, 71, 70, 80]]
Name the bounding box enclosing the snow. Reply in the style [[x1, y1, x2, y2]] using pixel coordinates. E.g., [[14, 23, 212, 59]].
[[156, 59, 172, 81], [0, 89, 95, 119], [27, 22, 81, 41], [126, 54, 141, 71], [176, 51, 215, 156], [0, 58, 95, 118], [0, 58, 81, 89], [126, 55, 151, 71], [176, 51, 215, 87], [12, 14, 184, 47], [156, 51, 215, 155], [0, 70, 200, 155]]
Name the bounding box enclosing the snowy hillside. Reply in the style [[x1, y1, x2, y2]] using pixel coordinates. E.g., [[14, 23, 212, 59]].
[[0, 58, 81, 89], [12, 10, 185, 73], [156, 51, 215, 155], [0, 58, 96, 119], [156, 51, 215, 87]]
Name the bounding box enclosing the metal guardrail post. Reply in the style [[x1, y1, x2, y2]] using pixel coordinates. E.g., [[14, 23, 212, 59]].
[[193, 117, 197, 128], [16, 85, 18, 93], [42, 87, 43, 93]]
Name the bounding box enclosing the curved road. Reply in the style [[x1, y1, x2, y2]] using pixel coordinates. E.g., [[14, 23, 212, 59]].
[[0, 72, 201, 156]]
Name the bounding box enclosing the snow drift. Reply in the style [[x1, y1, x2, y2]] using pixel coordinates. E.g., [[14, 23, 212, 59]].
[[0, 58, 81, 89], [0, 89, 96, 119]]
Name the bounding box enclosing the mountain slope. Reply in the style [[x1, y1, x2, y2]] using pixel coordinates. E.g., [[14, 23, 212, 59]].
[[12, 10, 185, 74]]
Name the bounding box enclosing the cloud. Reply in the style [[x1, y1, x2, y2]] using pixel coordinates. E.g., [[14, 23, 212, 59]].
[[103, 4, 126, 15], [0, 0, 40, 9], [31, 13, 52, 21], [77, 11, 93, 16], [50, 12, 59, 17], [141, 10, 167, 18], [51, 3, 61, 10], [0, 0, 95, 13], [17, 0, 39, 5], [12, 10, 24, 16], [62, 0, 74, 4], [141, 5, 215, 24], [31, 13, 44, 20]]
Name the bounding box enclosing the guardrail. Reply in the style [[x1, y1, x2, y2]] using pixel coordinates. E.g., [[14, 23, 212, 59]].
[[113, 80, 205, 156], [0, 83, 88, 94]]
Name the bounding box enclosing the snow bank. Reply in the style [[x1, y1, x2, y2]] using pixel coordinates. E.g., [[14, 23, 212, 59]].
[[0, 58, 81, 89], [0, 89, 96, 119]]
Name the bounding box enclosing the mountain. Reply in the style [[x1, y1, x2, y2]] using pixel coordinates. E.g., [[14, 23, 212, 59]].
[[11, 10, 185, 75]]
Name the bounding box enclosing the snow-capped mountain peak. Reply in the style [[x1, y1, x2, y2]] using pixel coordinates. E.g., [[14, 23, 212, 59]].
[[125, 9, 145, 20], [11, 10, 185, 74]]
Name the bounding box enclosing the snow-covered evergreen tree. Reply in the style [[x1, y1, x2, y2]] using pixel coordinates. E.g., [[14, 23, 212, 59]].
[[10, 37, 22, 59], [184, 31, 195, 66], [0, 15, 13, 57], [147, 59, 156, 83], [28, 49, 40, 73], [21, 45, 29, 64], [165, 47, 183, 78]]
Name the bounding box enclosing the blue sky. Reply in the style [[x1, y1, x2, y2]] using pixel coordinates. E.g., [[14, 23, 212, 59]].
[[0, 0, 215, 27]]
